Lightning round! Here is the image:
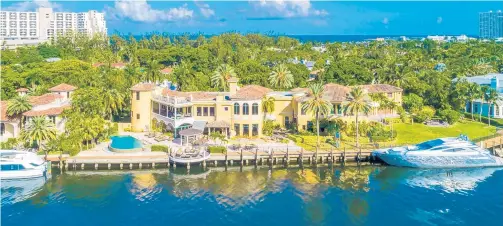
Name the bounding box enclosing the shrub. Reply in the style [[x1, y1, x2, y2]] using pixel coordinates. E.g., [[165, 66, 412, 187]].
[[0, 138, 17, 149], [151, 144, 169, 152], [414, 106, 436, 123], [262, 120, 274, 136], [208, 146, 226, 154], [439, 109, 461, 125]]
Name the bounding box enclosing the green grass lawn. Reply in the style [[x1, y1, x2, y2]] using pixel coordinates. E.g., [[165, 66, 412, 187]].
[[392, 121, 496, 145]]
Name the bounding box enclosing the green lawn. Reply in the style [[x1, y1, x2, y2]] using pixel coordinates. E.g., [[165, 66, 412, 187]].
[[392, 121, 496, 145]]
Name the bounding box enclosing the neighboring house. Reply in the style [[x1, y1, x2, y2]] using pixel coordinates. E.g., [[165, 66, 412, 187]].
[[45, 57, 61, 63], [160, 67, 173, 75], [0, 83, 76, 142], [92, 62, 127, 69], [460, 73, 503, 118], [130, 79, 402, 138], [288, 57, 316, 71]]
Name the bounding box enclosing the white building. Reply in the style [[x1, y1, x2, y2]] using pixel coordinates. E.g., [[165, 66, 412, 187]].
[[0, 7, 106, 48]]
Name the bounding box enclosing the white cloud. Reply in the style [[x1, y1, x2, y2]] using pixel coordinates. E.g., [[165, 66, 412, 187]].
[[437, 17, 443, 24], [195, 1, 215, 18], [4, 0, 62, 11], [108, 0, 193, 22], [251, 0, 328, 18]]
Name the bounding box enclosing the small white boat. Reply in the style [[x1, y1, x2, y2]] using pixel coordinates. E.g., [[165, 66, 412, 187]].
[[0, 150, 49, 179], [372, 136, 503, 168]]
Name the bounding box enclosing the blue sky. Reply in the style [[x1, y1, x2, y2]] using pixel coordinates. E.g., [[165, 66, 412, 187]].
[[3, 1, 502, 35]]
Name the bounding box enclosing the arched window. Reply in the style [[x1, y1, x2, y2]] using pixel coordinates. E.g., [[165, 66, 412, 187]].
[[243, 103, 249, 115], [234, 103, 240, 115], [252, 103, 259, 115]]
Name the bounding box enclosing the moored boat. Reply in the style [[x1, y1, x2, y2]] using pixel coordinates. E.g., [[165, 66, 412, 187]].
[[0, 150, 49, 179], [372, 136, 503, 168]]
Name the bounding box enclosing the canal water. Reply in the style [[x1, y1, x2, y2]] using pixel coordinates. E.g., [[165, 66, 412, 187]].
[[2, 166, 503, 226]]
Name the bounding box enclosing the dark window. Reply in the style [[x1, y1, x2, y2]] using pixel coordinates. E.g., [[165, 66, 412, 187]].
[[210, 107, 215, 116], [224, 107, 228, 111], [234, 103, 240, 115], [203, 107, 208, 116], [302, 125, 306, 130], [67, 92, 70, 98], [285, 116, 290, 128], [49, 116, 56, 124], [331, 104, 335, 114], [243, 124, 249, 136], [243, 103, 249, 115], [0, 123, 4, 135], [307, 121, 313, 132], [197, 107, 202, 116], [187, 107, 191, 114], [136, 92, 140, 100], [136, 114, 140, 119], [252, 124, 258, 136], [252, 103, 259, 115], [153, 102, 159, 113], [234, 124, 240, 136]]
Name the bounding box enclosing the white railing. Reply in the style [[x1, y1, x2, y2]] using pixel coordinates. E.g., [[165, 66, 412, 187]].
[[153, 112, 195, 128], [153, 95, 192, 105]]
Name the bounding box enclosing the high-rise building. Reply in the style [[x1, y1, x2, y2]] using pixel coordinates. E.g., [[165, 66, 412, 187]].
[[479, 10, 503, 39], [0, 7, 107, 48]]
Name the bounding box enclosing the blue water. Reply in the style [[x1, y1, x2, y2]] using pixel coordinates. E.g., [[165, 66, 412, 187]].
[[110, 135, 142, 149], [2, 166, 503, 226]]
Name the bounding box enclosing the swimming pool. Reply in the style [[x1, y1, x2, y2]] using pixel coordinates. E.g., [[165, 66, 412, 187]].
[[109, 136, 143, 153]]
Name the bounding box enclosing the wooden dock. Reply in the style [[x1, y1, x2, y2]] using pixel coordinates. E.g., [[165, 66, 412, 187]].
[[48, 149, 377, 171]]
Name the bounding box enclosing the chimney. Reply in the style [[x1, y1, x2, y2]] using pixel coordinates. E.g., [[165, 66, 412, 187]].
[[227, 77, 239, 96]]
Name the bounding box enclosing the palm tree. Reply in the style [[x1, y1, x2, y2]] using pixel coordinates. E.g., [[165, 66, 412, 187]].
[[211, 64, 237, 91], [7, 95, 32, 125], [301, 83, 331, 159], [103, 89, 125, 120], [20, 116, 57, 159], [344, 87, 372, 148], [145, 59, 163, 82], [261, 96, 275, 120], [467, 83, 481, 120], [479, 86, 489, 122], [269, 64, 294, 89], [485, 88, 501, 126]]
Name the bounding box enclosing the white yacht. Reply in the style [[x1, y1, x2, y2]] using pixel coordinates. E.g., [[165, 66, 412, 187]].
[[372, 136, 503, 168], [0, 150, 49, 179]]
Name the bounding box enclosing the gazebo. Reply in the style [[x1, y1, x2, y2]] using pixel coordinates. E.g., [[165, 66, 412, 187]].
[[206, 120, 231, 138], [178, 128, 203, 146]]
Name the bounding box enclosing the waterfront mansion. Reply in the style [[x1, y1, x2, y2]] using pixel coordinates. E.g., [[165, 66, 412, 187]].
[[131, 78, 402, 139], [1, 83, 75, 142]]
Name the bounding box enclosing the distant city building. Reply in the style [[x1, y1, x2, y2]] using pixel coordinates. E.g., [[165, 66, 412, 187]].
[[479, 10, 503, 39], [0, 7, 107, 49]]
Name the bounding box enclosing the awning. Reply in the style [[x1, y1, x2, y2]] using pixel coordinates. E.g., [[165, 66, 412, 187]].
[[179, 128, 203, 136], [206, 120, 231, 128]]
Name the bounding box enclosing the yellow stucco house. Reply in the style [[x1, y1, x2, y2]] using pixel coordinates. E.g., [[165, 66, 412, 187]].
[[130, 78, 402, 139]]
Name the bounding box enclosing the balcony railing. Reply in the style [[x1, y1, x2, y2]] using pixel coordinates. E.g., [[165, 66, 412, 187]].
[[153, 94, 192, 105]]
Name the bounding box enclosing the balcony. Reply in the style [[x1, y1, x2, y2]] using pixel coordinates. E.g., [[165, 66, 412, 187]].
[[152, 94, 192, 107], [152, 111, 194, 129]]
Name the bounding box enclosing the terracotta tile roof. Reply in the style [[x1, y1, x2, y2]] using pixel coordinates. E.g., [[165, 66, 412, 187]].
[[23, 105, 70, 117], [29, 93, 64, 106], [16, 88, 28, 92], [323, 83, 351, 102], [206, 120, 231, 128], [0, 101, 15, 122], [358, 84, 402, 93], [160, 67, 173, 74], [48, 83, 77, 92], [161, 89, 221, 101], [131, 83, 156, 91], [231, 85, 272, 100]]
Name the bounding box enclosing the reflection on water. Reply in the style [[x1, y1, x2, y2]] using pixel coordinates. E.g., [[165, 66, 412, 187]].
[[2, 166, 503, 225]]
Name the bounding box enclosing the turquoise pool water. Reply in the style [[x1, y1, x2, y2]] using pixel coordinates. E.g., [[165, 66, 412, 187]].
[[2, 166, 503, 226], [110, 135, 142, 150]]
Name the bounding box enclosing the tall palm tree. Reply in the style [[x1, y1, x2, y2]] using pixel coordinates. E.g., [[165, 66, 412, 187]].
[[485, 88, 502, 126], [479, 86, 489, 122], [145, 59, 163, 82], [301, 83, 331, 159], [269, 64, 294, 89], [7, 95, 32, 125], [261, 96, 275, 120], [20, 116, 57, 159], [103, 89, 125, 120], [344, 87, 372, 148], [211, 64, 237, 91], [467, 83, 481, 120]]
